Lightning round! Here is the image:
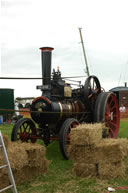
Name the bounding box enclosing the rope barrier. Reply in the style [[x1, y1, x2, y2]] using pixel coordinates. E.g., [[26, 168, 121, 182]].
[[0, 75, 86, 80], [0, 108, 91, 114]]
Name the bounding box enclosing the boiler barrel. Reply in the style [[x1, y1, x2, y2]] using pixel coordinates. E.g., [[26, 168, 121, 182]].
[[30, 96, 85, 126]]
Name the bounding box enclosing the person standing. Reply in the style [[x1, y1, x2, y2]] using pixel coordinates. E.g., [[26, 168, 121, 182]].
[[119, 104, 126, 112]]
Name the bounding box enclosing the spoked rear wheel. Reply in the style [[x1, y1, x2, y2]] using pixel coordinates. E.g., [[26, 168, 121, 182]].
[[94, 92, 120, 138], [11, 118, 37, 143], [59, 118, 79, 160]]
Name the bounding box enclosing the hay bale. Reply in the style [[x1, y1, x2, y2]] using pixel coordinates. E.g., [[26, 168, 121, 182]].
[[0, 150, 4, 166], [68, 145, 99, 164], [69, 127, 128, 180], [70, 123, 103, 146], [0, 134, 10, 164], [97, 138, 128, 163], [7, 142, 28, 170], [72, 162, 97, 178], [21, 143, 47, 168], [0, 139, 49, 188], [13, 158, 49, 185], [3, 134, 10, 149], [10, 142, 49, 184], [98, 161, 126, 179], [0, 169, 10, 190], [69, 138, 128, 164], [0, 135, 10, 167], [12, 143, 49, 185]]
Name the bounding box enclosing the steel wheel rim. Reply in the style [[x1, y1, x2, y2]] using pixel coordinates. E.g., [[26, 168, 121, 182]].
[[17, 120, 36, 143], [65, 121, 79, 154], [66, 121, 78, 142], [105, 94, 120, 138]]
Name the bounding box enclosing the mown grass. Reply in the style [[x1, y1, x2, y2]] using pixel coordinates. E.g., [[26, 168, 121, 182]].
[[118, 119, 128, 138], [0, 119, 128, 193]]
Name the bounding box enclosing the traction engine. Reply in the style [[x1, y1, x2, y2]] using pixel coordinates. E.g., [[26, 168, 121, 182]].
[[11, 47, 120, 159]]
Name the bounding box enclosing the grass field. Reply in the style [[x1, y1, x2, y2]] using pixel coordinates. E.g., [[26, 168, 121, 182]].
[[0, 119, 128, 193], [118, 119, 128, 138]]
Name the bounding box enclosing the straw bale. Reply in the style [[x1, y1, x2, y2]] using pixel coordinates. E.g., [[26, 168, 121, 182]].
[[13, 158, 49, 184], [125, 157, 128, 168], [0, 135, 11, 167], [12, 142, 49, 184], [3, 134, 10, 149], [98, 161, 126, 179], [97, 138, 128, 163], [0, 150, 4, 166], [0, 139, 49, 189], [68, 145, 99, 164], [0, 169, 10, 190], [69, 133, 128, 179], [7, 142, 49, 171], [70, 123, 103, 146], [7, 142, 28, 169], [21, 143, 47, 167], [69, 137, 128, 164], [72, 162, 97, 178]]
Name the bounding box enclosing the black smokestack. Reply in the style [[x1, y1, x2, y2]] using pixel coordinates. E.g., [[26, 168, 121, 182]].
[[40, 47, 54, 86]]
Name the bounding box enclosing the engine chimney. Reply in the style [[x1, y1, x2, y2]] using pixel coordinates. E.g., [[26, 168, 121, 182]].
[[39, 47, 54, 97], [40, 47, 54, 85]]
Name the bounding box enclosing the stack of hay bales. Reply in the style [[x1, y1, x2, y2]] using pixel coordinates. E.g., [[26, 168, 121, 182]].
[[68, 124, 128, 179], [0, 135, 49, 189], [96, 138, 128, 179]]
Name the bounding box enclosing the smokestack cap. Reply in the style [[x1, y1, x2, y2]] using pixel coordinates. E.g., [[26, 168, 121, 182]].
[[40, 47, 54, 52]]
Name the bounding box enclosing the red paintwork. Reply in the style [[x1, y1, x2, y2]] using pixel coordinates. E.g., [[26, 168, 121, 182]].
[[40, 47, 54, 52], [105, 94, 120, 138], [32, 96, 51, 104]]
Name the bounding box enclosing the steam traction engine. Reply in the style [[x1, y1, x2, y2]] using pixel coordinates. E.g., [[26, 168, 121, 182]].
[[11, 47, 120, 160]]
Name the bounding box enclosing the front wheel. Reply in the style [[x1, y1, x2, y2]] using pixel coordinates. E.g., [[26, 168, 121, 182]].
[[11, 118, 37, 143], [59, 118, 79, 160]]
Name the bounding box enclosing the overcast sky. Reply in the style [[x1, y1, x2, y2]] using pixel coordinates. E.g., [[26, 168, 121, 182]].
[[1, 0, 128, 98]]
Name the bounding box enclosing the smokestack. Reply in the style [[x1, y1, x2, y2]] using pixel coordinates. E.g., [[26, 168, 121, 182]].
[[38, 47, 54, 97], [40, 47, 54, 86]]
